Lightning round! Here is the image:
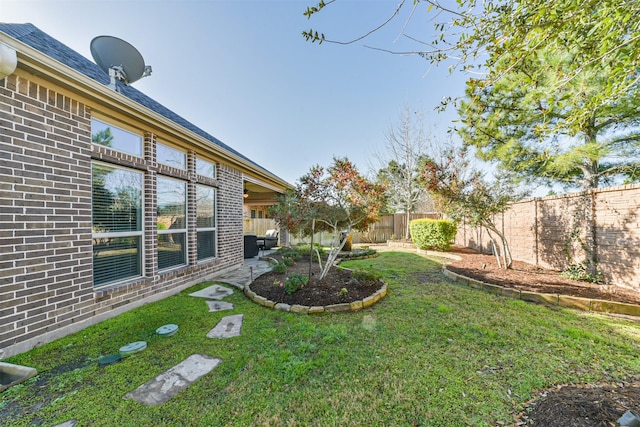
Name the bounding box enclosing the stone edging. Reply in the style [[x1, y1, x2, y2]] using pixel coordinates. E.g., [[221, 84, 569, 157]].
[[442, 267, 640, 318], [244, 282, 387, 314], [245, 255, 388, 314]]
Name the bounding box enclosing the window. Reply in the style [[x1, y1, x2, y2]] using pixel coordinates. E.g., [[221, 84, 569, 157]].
[[250, 209, 256, 219], [91, 118, 142, 157], [196, 158, 216, 178], [196, 185, 216, 260], [157, 143, 186, 169], [92, 162, 143, 287], [157, 177, 187, 270], [258, 211, 263, 219]]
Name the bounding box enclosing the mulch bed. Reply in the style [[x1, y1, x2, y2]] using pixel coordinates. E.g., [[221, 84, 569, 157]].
[[514, 380, 640, 427], [445, 247, 640, 306], [248, 254, 382, 306]]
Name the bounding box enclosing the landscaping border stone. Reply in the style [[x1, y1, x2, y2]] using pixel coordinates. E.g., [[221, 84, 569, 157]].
[[244, 281, 388, 314], [442, 267, 640, 318], [244, 251, 388, 314]]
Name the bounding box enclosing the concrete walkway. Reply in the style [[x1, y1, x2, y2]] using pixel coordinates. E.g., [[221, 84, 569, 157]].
[[208, 254, 274, 291]]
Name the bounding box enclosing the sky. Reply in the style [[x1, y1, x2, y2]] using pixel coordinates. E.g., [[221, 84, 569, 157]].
[[2, 0, 469, 186]]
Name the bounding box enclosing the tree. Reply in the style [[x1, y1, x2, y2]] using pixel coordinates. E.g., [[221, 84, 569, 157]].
[[270, 157, 385, 279], [457, 47, 640, 276], [374, 105, 433, 240], [457, 48, 640, 192], [303, 0, 640, 129], [420, 147, 524, 269]]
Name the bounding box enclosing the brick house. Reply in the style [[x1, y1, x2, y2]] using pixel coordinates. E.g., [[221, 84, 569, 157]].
[[0, 23, 290, 358]]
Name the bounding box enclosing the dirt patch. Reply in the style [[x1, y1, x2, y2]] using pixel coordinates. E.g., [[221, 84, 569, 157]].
[[515, 380, 640, 427], [248, 255, 382, 306]]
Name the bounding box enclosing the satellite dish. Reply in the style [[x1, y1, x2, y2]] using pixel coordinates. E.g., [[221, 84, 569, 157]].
[[90, 35, 152, 86]]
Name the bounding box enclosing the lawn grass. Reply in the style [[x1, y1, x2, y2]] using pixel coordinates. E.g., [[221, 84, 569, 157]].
[[2, 251, 640, 426]]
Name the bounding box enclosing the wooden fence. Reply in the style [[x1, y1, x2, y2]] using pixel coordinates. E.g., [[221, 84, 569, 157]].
[[454, 183, 640, 290], [244, 213, 439, 246], [243, 218, 277, 237], [351, 213, 440, 243], [283, 213, 439, 246]]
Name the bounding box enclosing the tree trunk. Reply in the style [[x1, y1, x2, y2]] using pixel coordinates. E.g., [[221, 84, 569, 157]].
[[405, 210, 411, 240], [319, 229, 349, 280], [485, 222, 513, 269], [485, 228, 502, 269]]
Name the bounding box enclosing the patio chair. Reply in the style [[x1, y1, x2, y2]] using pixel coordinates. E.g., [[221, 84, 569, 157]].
[[261, 229, 279, 250]]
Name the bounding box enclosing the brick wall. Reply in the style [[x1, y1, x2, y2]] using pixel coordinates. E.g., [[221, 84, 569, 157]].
[[0, 72, 246, 358], [455, 185, 640, 291]]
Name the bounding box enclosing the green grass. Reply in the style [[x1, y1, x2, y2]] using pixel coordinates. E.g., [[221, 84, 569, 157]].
[[2, 251, 640, 426]]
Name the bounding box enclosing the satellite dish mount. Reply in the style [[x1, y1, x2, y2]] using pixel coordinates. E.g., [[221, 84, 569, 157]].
[[90, 36, 152, 90]]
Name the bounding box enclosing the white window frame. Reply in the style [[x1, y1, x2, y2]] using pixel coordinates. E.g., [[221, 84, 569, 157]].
[[91, 118, 143, 157], [157, 176, 188, 270], [91, 161, 144, 287], [196, 158, 216, 179], [196, 184, 217, 261]]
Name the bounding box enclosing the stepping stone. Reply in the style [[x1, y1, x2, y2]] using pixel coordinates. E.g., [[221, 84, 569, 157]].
[[125, 354, 221, 406], [206, 314, 244, 338], [53, 421, 76, 427], [189, 284, 233, 300], [206, 300, 234, 312]]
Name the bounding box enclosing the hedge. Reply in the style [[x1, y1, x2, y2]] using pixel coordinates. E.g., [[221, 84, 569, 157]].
[[410, 218, 457, 251]]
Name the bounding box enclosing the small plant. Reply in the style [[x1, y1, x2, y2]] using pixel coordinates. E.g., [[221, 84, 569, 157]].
[[560, 263, 603, 283], [338, 287, 348, 296], [278, 248, 301, 260], [273, 273, 308, 294], [283, 256, 295, 266], [294, 243, 325, 259], [272, 261, 288, 273]]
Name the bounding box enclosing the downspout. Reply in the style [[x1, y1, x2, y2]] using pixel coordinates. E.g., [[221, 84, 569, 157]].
[[0, 43, 18, 80]]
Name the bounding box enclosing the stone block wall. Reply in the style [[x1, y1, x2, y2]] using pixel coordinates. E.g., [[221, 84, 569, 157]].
[[455, 185, 640, 291]]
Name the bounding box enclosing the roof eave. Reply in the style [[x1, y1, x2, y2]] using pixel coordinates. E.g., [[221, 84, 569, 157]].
[[1, 32, 291, 191]]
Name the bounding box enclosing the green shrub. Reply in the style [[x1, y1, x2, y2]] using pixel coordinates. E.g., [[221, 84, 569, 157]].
[[274, 273, 309, 294], [560, 263, 603, 283], [272, 261, 288, 273], [294, 243, 325, 259], [410, 219, 457, 251], [277, 248, 301, 260]]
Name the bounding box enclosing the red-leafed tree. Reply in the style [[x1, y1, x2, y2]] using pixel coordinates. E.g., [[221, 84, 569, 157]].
[[420, 148, 523, 269], [270, 157, 385, 279]]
